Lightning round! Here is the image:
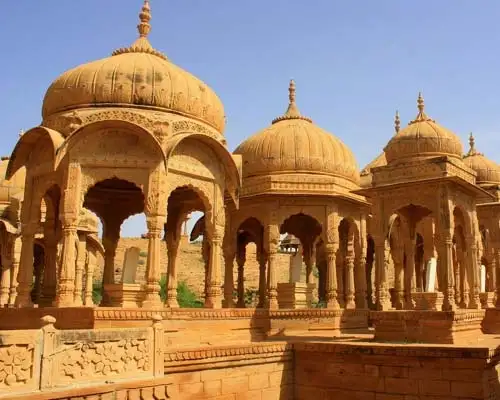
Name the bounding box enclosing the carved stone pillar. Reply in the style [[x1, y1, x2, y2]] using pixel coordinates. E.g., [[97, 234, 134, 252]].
[[266, 224, 280, 310], [304, 243, 315, 284], [495, 245, 500, 308], [466, 235, 481, 309], [142, 215, 166, 308], [392, 246, 404, 310], [404, 237, 416, 310], [355, 245, 368, 309], [8, 238, 21, 307], [205, 228, 223, 309], [73, 233, 87, 306], [365, 244, 374, 309], [39, 224, 58, 307], [437, 231, 456, 311], [236, 248, 246, 308], [165, 230, 180, 308], [325, 243, 340, 309], [222, 243, 235, 308], [336, 250, 345, 308], [54, 224, 78, 307], [84, 247, 97, 306], [100, 218, 120, 306], [202, 236, 210, 306], [15, 223, 37, 307], [0, 238, 12, 307], [257, 251, 268, 308], [458, 250, 469, 308], [345, 236, 356, 309], [374, 236, 391, 311]]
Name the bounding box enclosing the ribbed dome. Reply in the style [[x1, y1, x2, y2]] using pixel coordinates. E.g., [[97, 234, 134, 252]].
[[42, 1, 225, 133], [384, 94, 463, 164], [463, 134, 500, 185], [234, 81, 359, 184]]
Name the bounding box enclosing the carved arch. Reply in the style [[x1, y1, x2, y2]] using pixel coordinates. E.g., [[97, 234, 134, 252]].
[[165, 133, 241, 207], [54, 120, 167, 170], [166, 179, 215, 236], [7, 127, 64, 180]]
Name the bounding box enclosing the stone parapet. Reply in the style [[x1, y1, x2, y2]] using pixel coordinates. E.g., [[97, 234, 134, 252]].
[[294, 341, 498, 399], [0, 315, 164, 399], [371, 309, 485, 344]]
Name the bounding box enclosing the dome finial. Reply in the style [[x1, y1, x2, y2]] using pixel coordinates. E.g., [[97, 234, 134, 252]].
[[394, 110, 400, 134], [409, 91, 433, 124], [417, 92, 425, 114], [111, 0, 167, 60], [272, 79, 312, 124], [289, 79, 296, 105], [467, 132, 481, 156], [137, 0, 151, 38]]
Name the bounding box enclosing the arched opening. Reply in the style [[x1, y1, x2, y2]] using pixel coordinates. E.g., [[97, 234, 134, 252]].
[[278, 213, 322, 309], [234, 217, 265, 308], [31, 184, 61, 308], [83, 178, 145, 307], [386, 204, 433, 311], [164, 185, 209, 308]]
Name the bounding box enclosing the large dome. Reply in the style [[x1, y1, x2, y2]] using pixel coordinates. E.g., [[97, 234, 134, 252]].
[[463, 134, 500, 185], [42, 1, 225, 133], [234, 80, 359, 184], [384, 94, 463, 164]]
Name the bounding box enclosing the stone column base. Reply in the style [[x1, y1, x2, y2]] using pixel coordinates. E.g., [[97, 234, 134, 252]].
[[412, 292, 443, 311], [479, 292, 495, 309], [277, 282, 316, 309], [371, 309, 485, 344], [103, 283, 145, 308]]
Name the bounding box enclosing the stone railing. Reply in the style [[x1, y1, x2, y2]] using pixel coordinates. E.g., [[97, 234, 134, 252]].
[[0, 314, 164, 399]]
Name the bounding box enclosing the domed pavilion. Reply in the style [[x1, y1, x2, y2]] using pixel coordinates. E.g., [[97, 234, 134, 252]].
[[359, 93, 493, 321], [464, 133, 500, 305], [225, 80, 369, 311], [7, 1, 240, 309]]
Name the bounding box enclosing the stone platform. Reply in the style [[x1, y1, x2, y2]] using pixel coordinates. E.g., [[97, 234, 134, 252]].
[[370, 309, 486, 344], [481, 308, 500, 333], [0, 307, 369, 343]]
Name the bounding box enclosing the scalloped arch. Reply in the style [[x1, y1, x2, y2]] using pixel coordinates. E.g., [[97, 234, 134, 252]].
[[165, 133, 241, 207], [7, 127, 64, 180], [54, 120, 167, 170]]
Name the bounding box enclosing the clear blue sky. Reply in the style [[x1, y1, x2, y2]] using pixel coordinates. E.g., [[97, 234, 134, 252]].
[[2, 1, 500, 236]]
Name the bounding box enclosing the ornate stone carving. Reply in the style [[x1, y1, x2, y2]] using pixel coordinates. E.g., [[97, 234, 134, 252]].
[[172, 120, 221, 142], [0, 344, 34, 387], [58, 338, 150, 380]]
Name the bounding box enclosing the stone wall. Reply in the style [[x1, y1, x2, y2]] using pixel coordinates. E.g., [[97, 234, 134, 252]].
[[294, 342, 500, 399], [99, 237, 303, 297], [164, 343, 293, 399]]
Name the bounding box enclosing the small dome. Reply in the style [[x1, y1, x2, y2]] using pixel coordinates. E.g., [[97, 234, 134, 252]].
[[42, 1, 225, 133], [384, 94, 463, 164], [234, 81, 359, 184], [463, 134, 500, 185]]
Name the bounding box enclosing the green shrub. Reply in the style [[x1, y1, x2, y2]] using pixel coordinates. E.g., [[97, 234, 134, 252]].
[[139, 251, 148, 257], [159, 276, 203, 308], [92, 283, 102, 305]]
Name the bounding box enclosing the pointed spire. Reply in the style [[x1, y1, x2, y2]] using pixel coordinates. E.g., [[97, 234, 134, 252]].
[[272, 80, 312, 124], [137, 0, 151, 38], [112, 0, 167, 60], [466, 132, 482, 156], [409, 91, 434, 124], [394, 110, 400, 134]]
